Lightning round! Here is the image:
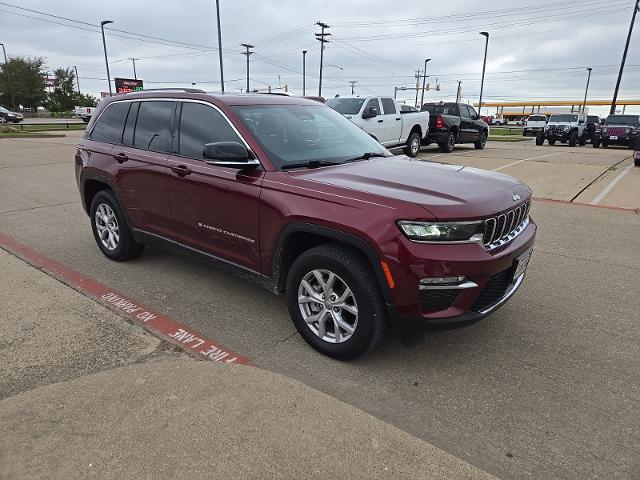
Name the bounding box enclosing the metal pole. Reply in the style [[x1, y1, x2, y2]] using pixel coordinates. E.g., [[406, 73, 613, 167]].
[[349, 80, 357, 94], [316, 22, 330, 97], [73, 66, 80, 93], [420, 58, 430, 108], [129, 58, 138, 80], [478, 32, 489, 115], [0, 43, 16, 109], [456, 80, 462, 103], [241, 44, 254, 93], [414, 70, 420, 108], [215, 0, 225, 93], [100, 21, 114, 95], [582, 67, 592, 114], [610, 0, 639, 114], [302, 50, 307, 96]]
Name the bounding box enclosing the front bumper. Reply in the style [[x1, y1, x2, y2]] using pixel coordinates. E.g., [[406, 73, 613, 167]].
[[381, 221, 537, 332], [523, 127, 543, 136], [602, 134, 638, 146]]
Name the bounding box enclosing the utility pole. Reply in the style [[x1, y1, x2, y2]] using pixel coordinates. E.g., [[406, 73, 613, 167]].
[[478, 31, 490, 116], [241, 44, 254, 93], [582, 67, 592, 114], [100, 21, 114, 95], [129, 58, 138, 80], [420, 58, 431, 108], [456, 80, 462, 103], [73, 65, 80, 93], [315, 22, 330, 97], [348, 80, 357, 94], [0, 43, 15, 109], [302, 50, 307, 95], [610, 0, 639, 114], [214, 0, 225, 92], [414, 70, 421, 108]]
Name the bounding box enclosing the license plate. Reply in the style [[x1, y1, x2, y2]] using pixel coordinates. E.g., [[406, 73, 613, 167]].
[[513, 249, 532, 281], [610, 135, 618, 140]]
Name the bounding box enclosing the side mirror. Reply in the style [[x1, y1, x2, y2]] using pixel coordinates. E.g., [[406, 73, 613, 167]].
[[362, 106, 378, 119], [203, 142, 259, 168], [578, 119, 585, 124]]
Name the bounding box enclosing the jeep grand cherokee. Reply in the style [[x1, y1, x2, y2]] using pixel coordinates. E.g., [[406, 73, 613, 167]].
[[75, 89, 536, 359]]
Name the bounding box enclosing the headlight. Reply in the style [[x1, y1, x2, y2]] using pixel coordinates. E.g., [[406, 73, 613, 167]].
[[603, 128, 608, 134], [397, 221, 483, 242]]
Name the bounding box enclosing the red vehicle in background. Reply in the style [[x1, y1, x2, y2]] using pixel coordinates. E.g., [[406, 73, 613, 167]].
[[75, 89, 536, 359]]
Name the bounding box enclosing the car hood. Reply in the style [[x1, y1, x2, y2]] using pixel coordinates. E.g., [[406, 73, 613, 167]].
[[290, 156, 531, 220]]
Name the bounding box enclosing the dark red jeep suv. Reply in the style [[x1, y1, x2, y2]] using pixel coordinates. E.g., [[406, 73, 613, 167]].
[[75, 89, 536, 359]]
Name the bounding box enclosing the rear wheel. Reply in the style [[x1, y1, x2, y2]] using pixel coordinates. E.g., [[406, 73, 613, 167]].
[[286, 244, 387, 360], [568, 130, 578, 147], [602, 139, 609, 148], [90, 190, 144, 261], [635, 155, 640, 167], [474, 130, 487, 150], [438, 130, 456, 153], [535, 131, 545, 145], [403, 131, 421, 157], [592, 137, 601, 148]]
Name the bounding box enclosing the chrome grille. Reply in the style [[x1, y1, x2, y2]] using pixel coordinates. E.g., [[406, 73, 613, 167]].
[[483, 201, 530, 250]]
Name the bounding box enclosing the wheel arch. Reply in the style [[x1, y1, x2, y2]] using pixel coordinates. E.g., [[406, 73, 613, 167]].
[[81, 173, 128, 222]]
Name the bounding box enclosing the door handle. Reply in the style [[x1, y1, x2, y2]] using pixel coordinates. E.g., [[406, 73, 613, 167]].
[[377, 119, 384, 123], [170, 165, 192, 177], [112, 152, 128, 163], [395, 118, 401, 121]]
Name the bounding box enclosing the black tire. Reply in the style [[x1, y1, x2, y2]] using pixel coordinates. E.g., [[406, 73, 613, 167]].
[[548, 139, 556, 145], [535, 131, 545, 146], [592, 138, 600, 148], [285, 243, 387, 360], [474, 130, 487, 150], [90, 190, 144, 261], [579, 134, 586, 146], [635, 156, 640, 167], [403, 131, 422, 157], [568, 130, 578, 147], [602, 139, 608, 148], [438, 129, 456, 153]]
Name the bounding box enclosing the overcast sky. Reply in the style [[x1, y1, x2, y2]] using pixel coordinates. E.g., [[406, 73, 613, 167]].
[[2, 0, 639, 114]]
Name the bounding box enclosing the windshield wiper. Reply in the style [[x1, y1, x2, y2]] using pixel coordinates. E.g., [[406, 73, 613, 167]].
[[346, 152, 390, 162], [281, 160, 342, 170]]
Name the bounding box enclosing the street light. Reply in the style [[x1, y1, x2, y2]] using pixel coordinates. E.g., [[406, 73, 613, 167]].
[[478, 31, 489, 116], [214, 0, 225, 93], [420, 58, 431, 108], [0, 43, 16, 109], [100, 20, 114, 95], [582, 67, 592, 114], [302, 50, 307, 96]]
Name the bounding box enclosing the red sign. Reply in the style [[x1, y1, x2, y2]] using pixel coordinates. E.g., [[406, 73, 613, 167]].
[[114, 78, 144, 94]]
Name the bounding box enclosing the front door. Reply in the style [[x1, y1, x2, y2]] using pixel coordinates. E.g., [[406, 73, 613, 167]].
[[361, 98, 385, 143], [165, 101, 263, 272]]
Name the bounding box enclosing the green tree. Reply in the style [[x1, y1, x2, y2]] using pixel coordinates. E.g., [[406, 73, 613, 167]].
[[0, 56, 46, 110], [45, 67, 77, 113]]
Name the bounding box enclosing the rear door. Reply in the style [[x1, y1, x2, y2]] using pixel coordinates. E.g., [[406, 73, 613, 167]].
[[380, 97, 402, 144], [165, 101, 263, 271], [108, 100, 175, 238], [459, 105, 479, 143]]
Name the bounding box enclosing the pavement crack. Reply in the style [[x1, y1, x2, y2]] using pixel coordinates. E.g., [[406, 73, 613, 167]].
[[535, 248, 640, 272], [272, 330, 299, 348], [0, 201, 77, 215], [569, 155, 631, 202]]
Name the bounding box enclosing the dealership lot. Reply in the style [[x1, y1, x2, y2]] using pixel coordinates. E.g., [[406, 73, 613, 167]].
[[0, 133, 638, 479]]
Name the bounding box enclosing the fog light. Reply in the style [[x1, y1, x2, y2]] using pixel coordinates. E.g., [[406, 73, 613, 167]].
[[420, 276, 466, 286]]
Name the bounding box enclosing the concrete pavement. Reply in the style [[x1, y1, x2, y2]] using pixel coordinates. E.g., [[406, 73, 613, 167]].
[[0, 249, 495, 480]]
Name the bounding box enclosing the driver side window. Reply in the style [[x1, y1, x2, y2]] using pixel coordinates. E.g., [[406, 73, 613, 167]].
[[178, 102, 241, 160], [365, 98, 380, 115]]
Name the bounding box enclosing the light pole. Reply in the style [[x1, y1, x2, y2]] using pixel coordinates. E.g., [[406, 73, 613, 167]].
[[478, 31, 490, 116], [420, 58, 431, 108], [582, 67, 592, 114], [215, 0, 225, 93], [100, 21, 114, 95], [73, 65, 80, 93], [348, 80, 357, 94], [0, 43, 16, 109], [610, 0, 639, 114], [129, 58, 138, 80], [302, 50, 307, 95]]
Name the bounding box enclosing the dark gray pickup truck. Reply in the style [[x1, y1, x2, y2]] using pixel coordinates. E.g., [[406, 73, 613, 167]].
[[420, 102, 489, 153]]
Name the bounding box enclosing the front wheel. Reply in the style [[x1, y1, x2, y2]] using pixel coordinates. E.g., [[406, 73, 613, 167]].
[[592, 138, 601, 148], [286, 244, 387, 360], [579, 134, 587, 146], [474, 130, 487, 150], [568, 130, 578, 147], [535, 131, 545, 145], [403, 131, 421, 157], [438, 130, 456, 153]]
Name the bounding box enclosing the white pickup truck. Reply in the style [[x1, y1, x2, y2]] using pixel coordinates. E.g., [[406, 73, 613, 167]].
[[326, 96, 429, 157], [74, 106, 95, 123]]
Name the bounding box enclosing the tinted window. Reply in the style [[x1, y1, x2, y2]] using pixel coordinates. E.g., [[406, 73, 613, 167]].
[[460, 105, 471, 118], [134, 101, 176, 152], [587, 116, 599, 124], [122, 102, 139, 146], [605, 115, 640, 126], [91, 102, 130, 144], [467, 106, 478, 118], [179, 102, 241, 159], [380, 98, 396, 115], [325, 97, 366, 115], [549, 114, 578, 122], [422, 103, 459, 116], [528, 115, 546, 121], [365, 98, 380, 114]]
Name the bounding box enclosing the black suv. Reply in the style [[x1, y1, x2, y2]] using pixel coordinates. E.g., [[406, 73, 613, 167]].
[[421, 102, 489, 152], [596, 115, 640, 149], [585, 115, 601, 146]]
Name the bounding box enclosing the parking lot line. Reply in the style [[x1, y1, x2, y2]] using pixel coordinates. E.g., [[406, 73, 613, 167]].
[[492, 152, 561, 171], [0, 231, 251, 366], [589, 165, 634, 205]]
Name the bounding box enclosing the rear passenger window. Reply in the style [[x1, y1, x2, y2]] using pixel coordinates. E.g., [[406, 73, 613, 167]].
[[122, 102, 139, 146], [381, 98, 396, 115], [91, 102, 130, 144], [178, 102, 241, 159], [134, 101, 176, 152]]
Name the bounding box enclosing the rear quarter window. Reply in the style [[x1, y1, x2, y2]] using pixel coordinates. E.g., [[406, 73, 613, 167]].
[[90, 102, 130, 144]]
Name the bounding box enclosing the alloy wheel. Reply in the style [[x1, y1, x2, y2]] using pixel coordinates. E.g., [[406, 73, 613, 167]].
[[94, 203, 120, 251], [297, 269, 358, 343], [410, 137, 420, 155]]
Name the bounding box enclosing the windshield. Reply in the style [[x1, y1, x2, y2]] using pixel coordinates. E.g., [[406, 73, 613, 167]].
[[0, 106, 9, 113], [605, 115, 640, 126], [422, 103, 458, 115], [233, 104, 391, 170], [587, 116, 599, 124], [528, 116, 546, 121], [549, 114, 578, 123], [325, 98, 366, 115]]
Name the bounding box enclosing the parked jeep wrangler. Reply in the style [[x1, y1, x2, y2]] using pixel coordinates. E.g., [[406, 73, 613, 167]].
[[536, 113, 587, 147]]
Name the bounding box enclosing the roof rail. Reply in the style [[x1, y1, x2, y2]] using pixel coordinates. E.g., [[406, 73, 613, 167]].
[[132, 88, 206, 94]]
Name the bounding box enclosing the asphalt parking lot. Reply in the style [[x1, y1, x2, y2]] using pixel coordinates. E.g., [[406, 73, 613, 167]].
[[1, 133, 638, 480]]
